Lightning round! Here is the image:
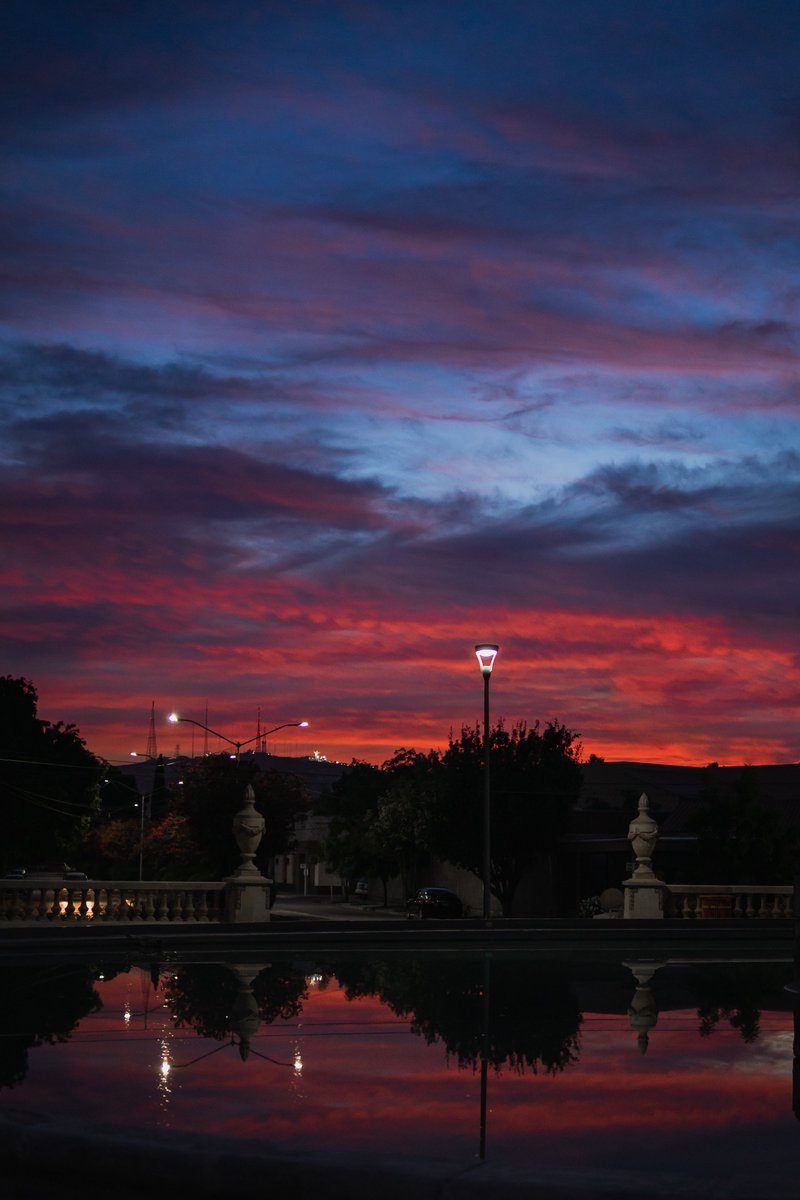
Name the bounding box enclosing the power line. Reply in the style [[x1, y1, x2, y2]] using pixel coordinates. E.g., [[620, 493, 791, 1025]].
[[4, 779, 97, 811], [0, 756, 101, 771]]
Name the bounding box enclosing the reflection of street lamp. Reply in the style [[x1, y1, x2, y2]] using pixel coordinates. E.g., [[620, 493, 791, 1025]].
[[167, 714, 309, 761], [475, 644, 499, 920], [160, 1036, 294, 1073], [159, 963, 294, 1070]]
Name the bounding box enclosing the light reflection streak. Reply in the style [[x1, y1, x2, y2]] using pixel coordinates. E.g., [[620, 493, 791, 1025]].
[[157, 1037, 174, 1125]]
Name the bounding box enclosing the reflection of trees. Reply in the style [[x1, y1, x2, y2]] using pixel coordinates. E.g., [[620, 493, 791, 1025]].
[[0, 964, 102, 1088], [335, 958, 582, 1074], [162, 963, 310, 1040], [693, 963, 790, 1044]]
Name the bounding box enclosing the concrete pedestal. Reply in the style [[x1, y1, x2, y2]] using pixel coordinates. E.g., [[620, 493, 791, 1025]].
[[225, 875, 272, 923], [623, 879, 664, 919]]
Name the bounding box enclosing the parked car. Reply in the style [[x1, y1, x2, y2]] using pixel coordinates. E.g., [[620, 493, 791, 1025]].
[[354, 877, 369, 899], [6, 864, 88, 881], [406, 887, 463, 919]]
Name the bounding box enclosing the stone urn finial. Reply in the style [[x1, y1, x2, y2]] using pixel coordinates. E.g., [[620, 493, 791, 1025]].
[[231, 784, 265, 878], [627, 793, 658, 881]]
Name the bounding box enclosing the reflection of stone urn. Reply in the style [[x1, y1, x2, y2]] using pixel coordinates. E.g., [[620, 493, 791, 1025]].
[[228, 963, 268, 1061], [231, 784, 265, 878], [628, 793, 658, 881], [623, 960, 664, 1054]]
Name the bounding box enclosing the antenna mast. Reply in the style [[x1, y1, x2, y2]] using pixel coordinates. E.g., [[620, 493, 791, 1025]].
[[145, 701, 158, 759]]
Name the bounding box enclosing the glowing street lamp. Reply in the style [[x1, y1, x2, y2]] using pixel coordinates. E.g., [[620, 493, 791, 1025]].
[[475, 643, 499, 919], [167, 713, 309, 761]]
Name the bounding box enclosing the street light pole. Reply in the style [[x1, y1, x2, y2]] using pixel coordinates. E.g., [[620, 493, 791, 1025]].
[[128, 753, 160, 881], [475, 644, 499, 920], [167, 714, 309, 762], [135, 797, 145, 881]]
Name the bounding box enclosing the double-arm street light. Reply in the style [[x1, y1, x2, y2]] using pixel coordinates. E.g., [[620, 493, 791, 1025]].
[[167, 713, 309, 761], [475, 643, 499, 920]]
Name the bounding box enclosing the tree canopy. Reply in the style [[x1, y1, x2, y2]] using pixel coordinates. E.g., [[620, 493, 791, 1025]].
[[169, 753, 310, 879], [318, 750, 437, 901], [0, 675, 102, 871], [317, 719, 583, 915], [688, 765, 799, 885], [430, 720, 582, 915]]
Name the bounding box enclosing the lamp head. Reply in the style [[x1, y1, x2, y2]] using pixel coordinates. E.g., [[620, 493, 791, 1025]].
[[168, 713, 180, 724], [299, 721, 309, 728], [474, 643, 499, 677]]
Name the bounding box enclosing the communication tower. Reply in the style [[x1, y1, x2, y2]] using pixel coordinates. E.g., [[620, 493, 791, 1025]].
[[145, 701, 158, 759]]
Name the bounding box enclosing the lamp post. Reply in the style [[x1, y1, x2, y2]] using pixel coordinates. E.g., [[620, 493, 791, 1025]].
[[129, 751, 164, 881], [475, 643, 499, 919], [133, 797, 145, 881], [167, 714, 309, 762]]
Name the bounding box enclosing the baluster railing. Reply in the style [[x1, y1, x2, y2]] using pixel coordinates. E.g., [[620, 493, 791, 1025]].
[[0, 880, 228, 924], [667, 884, 792, 919]]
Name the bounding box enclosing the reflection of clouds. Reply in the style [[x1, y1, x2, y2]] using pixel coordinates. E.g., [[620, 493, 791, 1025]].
[[734, 1029, 794, 1077], [2, 971, 797, 1174]]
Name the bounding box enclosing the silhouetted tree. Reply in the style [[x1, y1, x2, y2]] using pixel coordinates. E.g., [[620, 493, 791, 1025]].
[[318, 760, 399, 894], [429, 720, 582, 915], [81, 816, 142, 878], [0, 676, 102, 870], [368, 754, 435, 900], [82, 810, 201, 879], [170, 754, 309, 879], [688, 765, 798, 884]]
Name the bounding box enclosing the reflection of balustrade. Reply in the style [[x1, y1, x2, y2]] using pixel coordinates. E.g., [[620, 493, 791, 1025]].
[[667, 885, 793, 919], [0, 881, 226, 924]]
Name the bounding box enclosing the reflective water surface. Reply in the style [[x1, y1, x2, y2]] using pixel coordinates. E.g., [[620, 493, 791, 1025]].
[[2, 952, 799, 1181]]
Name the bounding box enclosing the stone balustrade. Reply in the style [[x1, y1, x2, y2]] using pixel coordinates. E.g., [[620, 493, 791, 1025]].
[[0, 880, 227, 924], [622, 793, 794, 920], [666, 884, 793, 920], [1, 785, 275, 927]]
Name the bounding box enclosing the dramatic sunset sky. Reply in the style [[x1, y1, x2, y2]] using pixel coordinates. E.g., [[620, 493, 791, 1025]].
[[3, 1, 799, 766]]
